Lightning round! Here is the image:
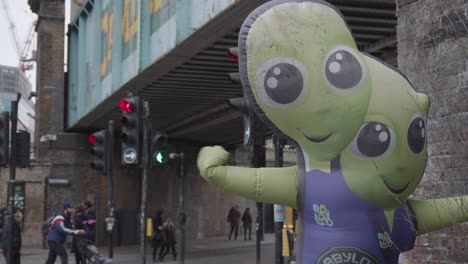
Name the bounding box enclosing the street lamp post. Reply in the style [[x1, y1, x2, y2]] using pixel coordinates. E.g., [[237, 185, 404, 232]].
[[170, 152, 186, 264], [6, 94, 20, 264]]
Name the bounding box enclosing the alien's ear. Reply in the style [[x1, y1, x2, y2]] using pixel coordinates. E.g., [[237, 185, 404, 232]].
[[229, 72, 241, 83], [228, 97, 250, 116], [415, 93, 430, 114]]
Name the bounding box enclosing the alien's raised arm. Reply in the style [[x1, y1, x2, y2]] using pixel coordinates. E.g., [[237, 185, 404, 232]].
[[408, 196, 468, 235], [197, 146, 298, 208]]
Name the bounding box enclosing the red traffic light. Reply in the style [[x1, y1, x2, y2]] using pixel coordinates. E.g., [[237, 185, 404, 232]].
[[119, 99, 133, 113], [88, 134, 96, 144]]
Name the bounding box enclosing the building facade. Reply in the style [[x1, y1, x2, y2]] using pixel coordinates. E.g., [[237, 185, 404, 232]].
[[0, 65, 35, 132]]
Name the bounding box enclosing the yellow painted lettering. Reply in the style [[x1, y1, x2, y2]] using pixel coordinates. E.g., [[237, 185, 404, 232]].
[[101, 10, 114, 77], [154, 0, 161, 14], [122, 0, 138, 44]]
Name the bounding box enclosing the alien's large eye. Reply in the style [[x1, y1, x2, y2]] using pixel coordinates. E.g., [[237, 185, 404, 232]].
[[324, 47, 364, 90], [407, 113, 426, 153], [350, 122, 395, 158], [255, 58, 308, 107]]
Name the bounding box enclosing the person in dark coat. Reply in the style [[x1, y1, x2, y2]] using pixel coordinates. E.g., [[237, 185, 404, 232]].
[[241, 208, 253, 240], [0, 207, 7, 242], [71, 205, 87, 264], [0, 209, 22, 264], [83, 201, 96, 243], [152, 209, 164, 263], [159, 218, 176, 261], [227, 205, 241, 240]]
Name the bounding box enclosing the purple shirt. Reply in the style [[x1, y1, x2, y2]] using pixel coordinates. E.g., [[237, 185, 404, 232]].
[[301, 169, 417, 264]]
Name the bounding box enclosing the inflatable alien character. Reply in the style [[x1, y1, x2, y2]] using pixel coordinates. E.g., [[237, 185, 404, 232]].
[[198, 1, 468, 263]]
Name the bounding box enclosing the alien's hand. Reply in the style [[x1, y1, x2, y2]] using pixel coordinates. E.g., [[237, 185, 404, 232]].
[[197, 146, 231, 181]]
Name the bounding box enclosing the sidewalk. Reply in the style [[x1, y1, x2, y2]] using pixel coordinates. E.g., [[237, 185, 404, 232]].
[[19, 233, 275, 264]]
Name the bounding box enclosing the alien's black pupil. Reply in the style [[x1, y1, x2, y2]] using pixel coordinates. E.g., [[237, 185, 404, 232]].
[[325, 50, 362, 89], [408, 117, 425, 153], [263, 63, 303, 104], [357, 122, 391, 157]]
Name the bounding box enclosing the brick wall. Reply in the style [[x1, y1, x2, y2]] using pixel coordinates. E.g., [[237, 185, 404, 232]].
[[34, 0, 65, 158], [397, 0, 468, 262], [0, 156, 100, 247]]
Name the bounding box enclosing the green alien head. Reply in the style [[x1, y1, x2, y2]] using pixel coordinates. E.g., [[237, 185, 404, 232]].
[[342, 55, 430, 210], [238, 0, 372, 161]]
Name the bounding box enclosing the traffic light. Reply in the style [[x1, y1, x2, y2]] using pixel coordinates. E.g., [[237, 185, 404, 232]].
[[228, 97, 255, 145], [0, 112, 10, 165], [16, 130, 30, 167], [89, 130, 107, 174], [151, 131, 168, 166], [119, 96, 141, 165]]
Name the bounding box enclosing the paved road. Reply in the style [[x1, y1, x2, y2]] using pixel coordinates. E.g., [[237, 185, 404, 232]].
[[17, 244, 275, 264]]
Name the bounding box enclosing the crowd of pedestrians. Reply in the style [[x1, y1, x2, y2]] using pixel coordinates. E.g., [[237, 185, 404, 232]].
[[0, 201, 97, 264], [0, 202, 255, 264], [42, 200, 96, 264]]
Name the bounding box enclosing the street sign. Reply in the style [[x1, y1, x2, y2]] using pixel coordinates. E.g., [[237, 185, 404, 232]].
[[274, 204, 285, 222], [123, 148, 137, 164], [47, 178, 71, 186]]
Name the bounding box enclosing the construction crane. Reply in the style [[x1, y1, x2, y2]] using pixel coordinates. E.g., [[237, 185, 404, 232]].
[[1, 0, 37, 72], [19, 21, 37, 72]]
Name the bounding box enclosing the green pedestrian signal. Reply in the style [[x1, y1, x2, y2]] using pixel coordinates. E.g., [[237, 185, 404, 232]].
[[151, 131, 168, 167], [153, 151, 167, 164]]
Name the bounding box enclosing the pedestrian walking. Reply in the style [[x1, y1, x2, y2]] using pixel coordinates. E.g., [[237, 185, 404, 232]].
[[227, 205, 241, 240], [0, 207, 7, 241], [159, 218, 176, 261], [241, 208, 253, 240], [71, 205, 87, 264], [152, 209, 165, 263], [83, 201, 96, 243], [0, 209, 22, 264], [45, 202, 85, 264]]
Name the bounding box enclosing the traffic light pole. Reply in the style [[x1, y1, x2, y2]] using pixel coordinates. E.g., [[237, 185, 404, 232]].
[[140, 101, 151, 264], [106, 121, 115, 259], [274, 135, 284, 264], [172, 153, 186, 264], [6, 94, 20, 264], [252, 117, 265, 264]]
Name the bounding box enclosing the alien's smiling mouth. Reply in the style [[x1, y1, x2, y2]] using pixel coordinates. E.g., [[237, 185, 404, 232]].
[[298, 129, 334, 143], [383, 179, 410, 194]]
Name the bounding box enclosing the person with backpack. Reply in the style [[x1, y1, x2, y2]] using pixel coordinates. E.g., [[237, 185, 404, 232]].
[[45, 202, 85, 264], [42, 213, 57, 249]]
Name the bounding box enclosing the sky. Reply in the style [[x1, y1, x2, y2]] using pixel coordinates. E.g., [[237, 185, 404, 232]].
[[0, 0, 71, 92]]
